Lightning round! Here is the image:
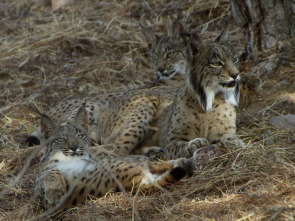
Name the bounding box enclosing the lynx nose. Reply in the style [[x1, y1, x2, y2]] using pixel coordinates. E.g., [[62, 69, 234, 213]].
[[157, 68, 165, 73], [69, 145, 79, 151], [231, 72, 239, 80]]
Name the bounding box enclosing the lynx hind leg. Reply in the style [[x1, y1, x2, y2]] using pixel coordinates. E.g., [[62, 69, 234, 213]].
[[166, 138, 209, 159], [140, 159, 187, 190], [101, 95, 160, 154], [133, 146, 166, 160]]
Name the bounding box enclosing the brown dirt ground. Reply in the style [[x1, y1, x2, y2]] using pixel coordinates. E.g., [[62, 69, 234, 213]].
[[1, 0, 295, 220]]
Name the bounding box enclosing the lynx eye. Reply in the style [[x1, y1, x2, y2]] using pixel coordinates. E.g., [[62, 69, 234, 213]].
[[151, 54, 158, 61], [52, 137, 65, 146], [234, 57, 239, 64], [210, 61, 224, 68], [77, 134, 87, 140], [55, 137, 65, 142], [166, 52, 177, 58]]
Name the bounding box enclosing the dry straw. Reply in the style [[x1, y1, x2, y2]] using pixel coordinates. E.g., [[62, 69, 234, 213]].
[[1, 0, 295, 220]]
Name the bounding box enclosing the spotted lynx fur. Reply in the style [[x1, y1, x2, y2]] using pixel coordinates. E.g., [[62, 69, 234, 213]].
[[36, 107, 188, 212], [26, 21, 190, 150], [27, 22, 243, 159]]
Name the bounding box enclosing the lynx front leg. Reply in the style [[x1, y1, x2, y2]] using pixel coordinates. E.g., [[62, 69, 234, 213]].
[[41, 170, 66, 208], [166, 138, 209, 159], [101, 95, 160, 154], [201, 100, 237, 144]]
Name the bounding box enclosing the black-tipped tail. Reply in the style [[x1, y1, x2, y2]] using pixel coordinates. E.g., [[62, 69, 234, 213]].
[[26, 135, 40, 146], [170, 167, 187, 180]]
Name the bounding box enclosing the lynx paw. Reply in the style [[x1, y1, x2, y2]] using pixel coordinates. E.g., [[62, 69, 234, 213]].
[[221, 134, 245, 149], [185, 138, 209, 157], [170, 158, 188, 167], [142, 146, 166, 160], [89, 124, 100, 144], [191, 144, 223, 170], [45, 186, 65, 204]]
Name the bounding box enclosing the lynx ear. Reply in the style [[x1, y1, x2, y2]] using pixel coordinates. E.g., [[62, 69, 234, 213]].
[[171, 20, 187, 37], [75, 106, 88, 130], [189, 33, 205, 55], [41, 114, 56, 139], [140, 24, 158, 49], [215, 19, 230, 43]]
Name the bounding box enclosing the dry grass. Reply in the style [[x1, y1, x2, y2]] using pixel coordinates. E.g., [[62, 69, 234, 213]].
[[1, 0, 295, 220]]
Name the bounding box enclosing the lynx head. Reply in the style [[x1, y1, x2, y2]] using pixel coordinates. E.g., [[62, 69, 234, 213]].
[[40, 107, 90, 162], [141, 21, 191, 81], [188, 21, 240, 112]]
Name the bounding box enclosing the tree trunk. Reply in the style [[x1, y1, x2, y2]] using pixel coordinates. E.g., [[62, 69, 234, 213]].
[[230, 0, 295, 76]]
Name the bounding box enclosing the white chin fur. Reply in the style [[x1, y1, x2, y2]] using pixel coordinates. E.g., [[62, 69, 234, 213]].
[[224, 90, 238, 106], [161, 71, 177, 80], [174, 63, 186, 76], [202, 84, 238, 112], [204, 88, 215, 112], [53, 152, 95, 175], [219, 83, 239, 106]]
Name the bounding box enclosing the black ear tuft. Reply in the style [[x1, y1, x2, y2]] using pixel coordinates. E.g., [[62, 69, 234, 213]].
[[224, 18, 228, 25], [215, 18, 230, 43]]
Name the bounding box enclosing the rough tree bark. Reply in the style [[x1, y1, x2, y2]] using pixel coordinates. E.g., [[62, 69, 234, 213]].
[[230, 0, 295, 76]]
